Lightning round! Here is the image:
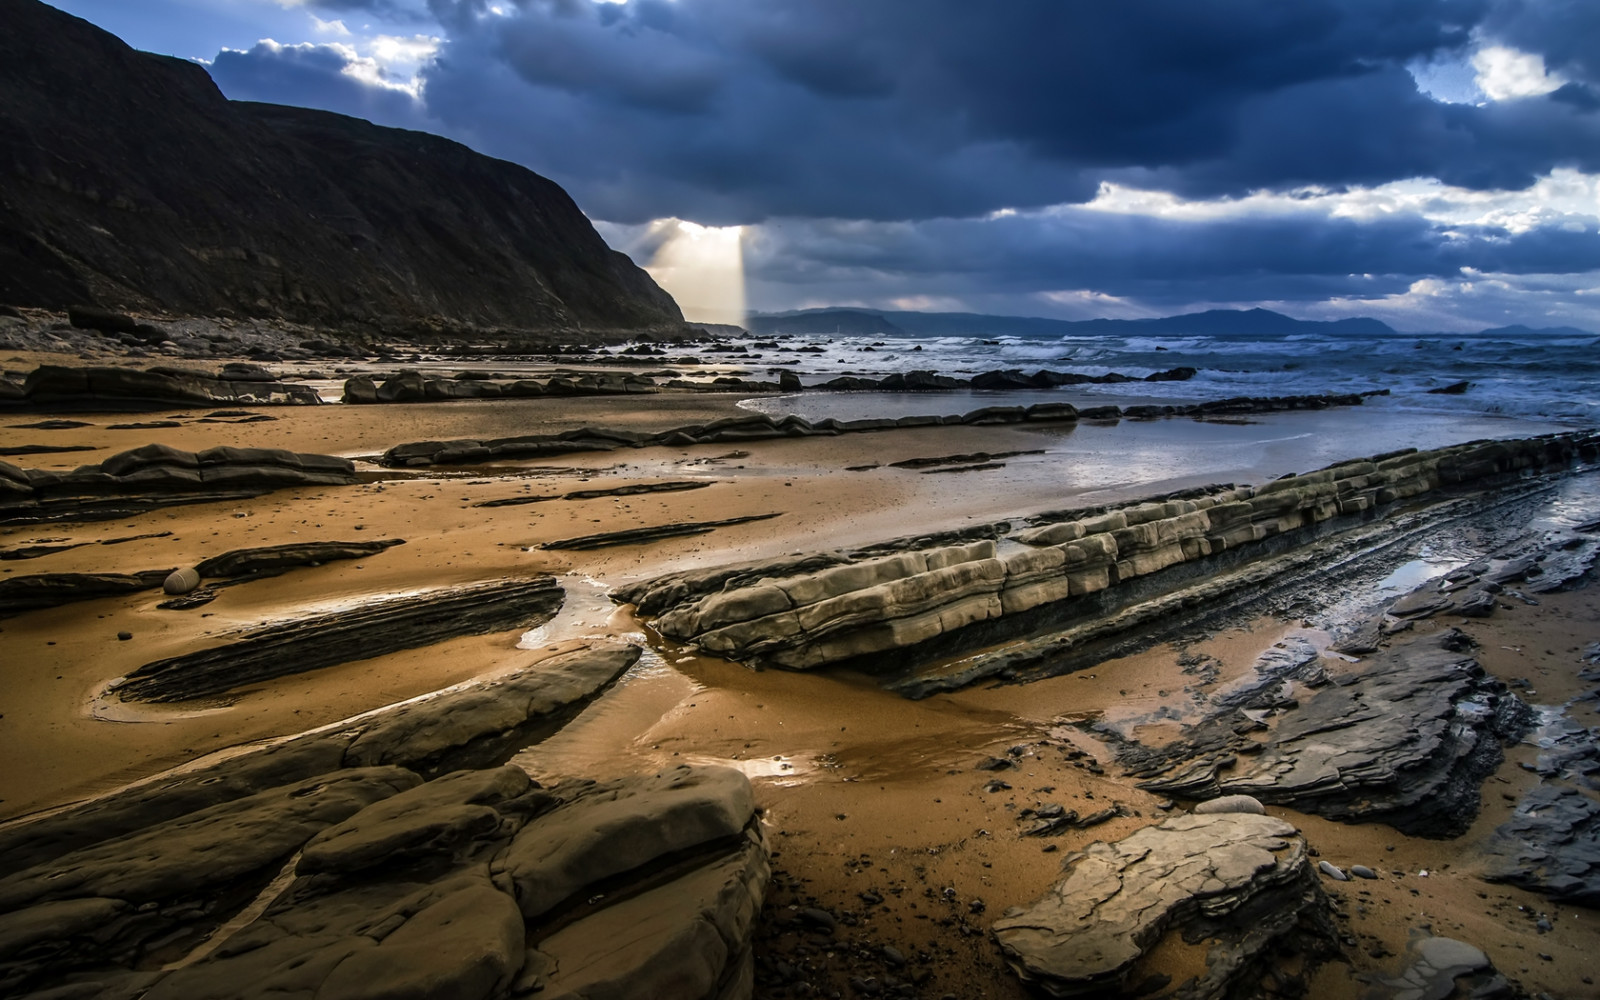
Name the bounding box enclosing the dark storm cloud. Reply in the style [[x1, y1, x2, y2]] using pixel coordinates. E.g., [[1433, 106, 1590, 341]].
[[202, 0, 1600, 327], [726, 207, 1600, 309], [208, 0, 1600, 224], [211, 41, 426, 124], [393, 0, 1596, 223]]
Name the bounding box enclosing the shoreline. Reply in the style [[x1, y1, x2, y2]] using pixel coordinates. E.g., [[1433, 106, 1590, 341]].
[[1, 342, 1598, 999]]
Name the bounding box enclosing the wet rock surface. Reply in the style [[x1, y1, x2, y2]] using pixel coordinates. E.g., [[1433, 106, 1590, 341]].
[[621, 433, 1598, 683], [0, 629, 761, 1000], [0, 444, 360, 526], [192, 538, 405, 578], [991, 812, 1335, 999], [0, 569, 172, 616], [377, 392, 1385, 468], [539, 512, 784, 551], [111, 576, 565, 702], [12, 364, 320, 411], [1122, 630, 1530, 838], [1483, 785, 1600, 906]]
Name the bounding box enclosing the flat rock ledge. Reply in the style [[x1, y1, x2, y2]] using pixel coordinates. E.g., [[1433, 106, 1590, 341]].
[[0, 442, 360, 526], [0, 761, 763, 1000], [992, 812, 1335, 999], [344, 365, 1204, 404], [1483, 785, 1600, 906], [377, 390, 1375, 468], [0, 644, 763, 1000], [617, 433, 1597, 679], [111, 575, 565, 702], [1123, 630, 1530, 838], [0, 644, 642, 877], [9, 363, 321, 410]]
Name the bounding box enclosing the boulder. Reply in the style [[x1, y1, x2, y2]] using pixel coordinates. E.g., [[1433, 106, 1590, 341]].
[[993, 813, 1330, 998], [162, 566, 201, 595], [494, 764, 754, 920]]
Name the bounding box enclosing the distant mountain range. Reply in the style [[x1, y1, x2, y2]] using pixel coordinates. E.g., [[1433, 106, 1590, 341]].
[[746, 307, 1595, 340]]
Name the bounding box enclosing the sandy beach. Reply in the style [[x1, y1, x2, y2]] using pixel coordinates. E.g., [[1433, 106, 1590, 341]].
[[3, 341, 1598, 1000]]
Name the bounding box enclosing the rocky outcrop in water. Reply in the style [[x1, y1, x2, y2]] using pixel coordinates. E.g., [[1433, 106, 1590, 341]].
[[991, 812, 1335, 998], [619, 434, 1598, 681], [0, 0, 681, 333], [111, 576, 565, 702], [0, 443, 361, 526]]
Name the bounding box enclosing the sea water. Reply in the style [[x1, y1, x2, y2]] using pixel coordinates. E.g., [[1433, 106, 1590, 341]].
[[724, 328, 1600, 427]]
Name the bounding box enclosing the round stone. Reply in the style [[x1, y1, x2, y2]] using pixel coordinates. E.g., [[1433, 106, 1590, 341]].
[[1193, 795, 1266, 816], [163, 566, 201, 595]]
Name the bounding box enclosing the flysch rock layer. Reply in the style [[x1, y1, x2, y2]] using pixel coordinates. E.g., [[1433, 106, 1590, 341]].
[[377, 391, 1375, 468], [991, 812, 1334, 999], [0, 644, 640, 878], [1483, 785, 1600, 906], [0, 638, 765, 1000], [1220, 633, 1525, 837], [14, 364, 320, 410], [0, 442, 361, 527], [619, 433, 1598, 681], [110, 576, 565, 702]]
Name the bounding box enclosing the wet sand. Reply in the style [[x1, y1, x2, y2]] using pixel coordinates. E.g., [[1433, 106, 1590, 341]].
[[2, 349, 1597, 997]]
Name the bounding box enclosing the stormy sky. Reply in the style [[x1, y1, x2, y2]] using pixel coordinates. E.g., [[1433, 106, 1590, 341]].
[[53, 0, 1600, 331]]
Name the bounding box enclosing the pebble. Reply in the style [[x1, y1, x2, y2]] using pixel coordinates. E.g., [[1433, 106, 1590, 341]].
[[1318, 860, 1349, 881], [162, 566, 201, 595], [1350, 865, 1378, 879], [116, 631, 132, 641], [799, 907, 837, 933]]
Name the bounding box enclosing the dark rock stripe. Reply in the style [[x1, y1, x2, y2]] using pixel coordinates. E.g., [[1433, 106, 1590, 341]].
[[111, 577, 564, 702], [539, 513, 783, 551]]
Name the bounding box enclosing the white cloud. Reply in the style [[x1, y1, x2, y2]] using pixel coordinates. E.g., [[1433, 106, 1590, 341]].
[[1472, 45, 1564, 101], [1080, 170, 1600, 235], [310, 15, 350, 37]]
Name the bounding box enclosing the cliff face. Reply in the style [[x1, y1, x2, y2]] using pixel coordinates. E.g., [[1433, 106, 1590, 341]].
[[0, 0, 682, 334]]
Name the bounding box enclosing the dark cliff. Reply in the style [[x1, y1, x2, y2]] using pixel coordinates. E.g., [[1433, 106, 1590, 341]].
[[0, 0, 683, 334]]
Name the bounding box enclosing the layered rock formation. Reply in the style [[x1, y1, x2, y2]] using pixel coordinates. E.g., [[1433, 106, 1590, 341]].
[[0, 443, 360, 526], [1124, 630, 1530, 837], [0, 642, 767, 1000], [9, 364, 320, 410], [0, 0, 681, 333], [378, 392, 1373, 468], [111, 576, 565, 702], [992, 812, 1335, 998], [1484, 786, 1600, 906], [618, 433, 1598, 680]]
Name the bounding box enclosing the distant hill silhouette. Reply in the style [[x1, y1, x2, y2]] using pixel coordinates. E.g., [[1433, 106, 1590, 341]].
[[749, 307, 1594, 339], [746, 310, 906, 336], [0, 0, 682, 334]]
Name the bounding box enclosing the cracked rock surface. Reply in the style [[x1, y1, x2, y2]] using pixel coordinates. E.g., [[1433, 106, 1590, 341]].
[[991, 812, 1333, 998]]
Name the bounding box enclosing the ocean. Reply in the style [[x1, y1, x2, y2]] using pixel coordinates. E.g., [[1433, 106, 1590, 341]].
[[726, 328, 1600, 427]]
